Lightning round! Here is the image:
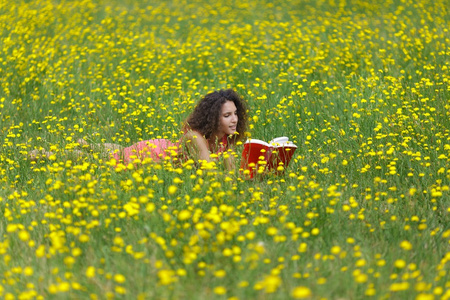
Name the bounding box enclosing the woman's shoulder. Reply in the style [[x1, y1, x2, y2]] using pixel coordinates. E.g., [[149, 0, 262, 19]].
[[180, 130, 209, 150], [182, 130, 206, 140]]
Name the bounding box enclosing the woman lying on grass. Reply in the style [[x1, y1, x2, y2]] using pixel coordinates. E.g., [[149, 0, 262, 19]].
[[30, 89, 248, 170]]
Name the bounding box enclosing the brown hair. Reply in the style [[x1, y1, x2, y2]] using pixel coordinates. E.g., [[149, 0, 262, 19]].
[[184, 89, 248, 145]]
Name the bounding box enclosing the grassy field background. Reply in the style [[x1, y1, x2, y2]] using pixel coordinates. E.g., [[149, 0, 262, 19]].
[[0, 0, 449, 299]]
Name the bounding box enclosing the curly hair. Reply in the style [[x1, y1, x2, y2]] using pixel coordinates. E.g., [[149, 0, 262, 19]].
[[184, 89, 248, 145]]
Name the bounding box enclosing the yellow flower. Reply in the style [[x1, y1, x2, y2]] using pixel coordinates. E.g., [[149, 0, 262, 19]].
[[173, 177, 183, 184], [390, 282, 410, 292], [18, 230, 30, 241], [263, 275, 282, 293], [115, 286, 126, 294], [23, 267, 33, 276], [35, 245, 45, 258], [157, 270, 175, 285], [168, 185, 177, 195], [124, 202, 140, 217], [79, 234, 90, 243], [365, 287, 376, 296], [64, 256, 75, 267], [214, 270, 226, 278], [330, 246, 341, 254], [146, 203, 155, 213], [394, 259, 406, 269], [355, 273, 368, 283], [317, 277, 327, 285], [400, 240, 413, 251], [298, 243, 307, 252], [311, 228, 320, 235], [178, 210, 192, 221], [114, 274, 126, 284], [213, 286, 226, 295], [58, 282, 70, 292], [292, 286, 312, 298], [223, 248, 233, 256], [86, 266, 96, 278], [266, 227, 278, 236], [6, 224, 17, 233], [377, 259, 386, 266], [238, 281, 249, 287], [415, 293, 435, 300]]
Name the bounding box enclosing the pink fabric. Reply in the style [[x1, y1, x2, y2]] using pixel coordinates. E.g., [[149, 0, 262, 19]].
[[113, 139, 180, 165], [113, 136, 228, 165]]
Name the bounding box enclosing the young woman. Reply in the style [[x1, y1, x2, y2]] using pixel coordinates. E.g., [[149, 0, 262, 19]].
[[30, 89, 248, 170]]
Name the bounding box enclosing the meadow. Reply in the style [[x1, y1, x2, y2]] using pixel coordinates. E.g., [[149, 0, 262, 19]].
[[0, 0, 449, 299]]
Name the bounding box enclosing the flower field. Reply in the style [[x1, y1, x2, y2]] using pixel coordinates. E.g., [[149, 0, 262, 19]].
[[1, 0, 449, 298]]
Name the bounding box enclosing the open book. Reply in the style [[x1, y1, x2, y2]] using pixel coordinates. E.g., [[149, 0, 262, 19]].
[[240, 137, 297, 178]]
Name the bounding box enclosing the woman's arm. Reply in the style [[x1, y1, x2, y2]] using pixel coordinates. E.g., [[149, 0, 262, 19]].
[[181, 130, 212, 162], [223, 152, 235, 170], [182, 131, 237, 171]]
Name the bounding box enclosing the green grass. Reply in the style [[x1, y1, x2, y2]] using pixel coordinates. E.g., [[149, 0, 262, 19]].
[[0, 0, 449, 299]]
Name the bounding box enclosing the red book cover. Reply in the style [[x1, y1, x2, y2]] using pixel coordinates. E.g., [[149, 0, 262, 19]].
[[240, 137, 297, 179]]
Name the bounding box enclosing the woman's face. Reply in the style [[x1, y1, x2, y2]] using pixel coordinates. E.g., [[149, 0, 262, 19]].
[[216, 101, 238, 138]]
